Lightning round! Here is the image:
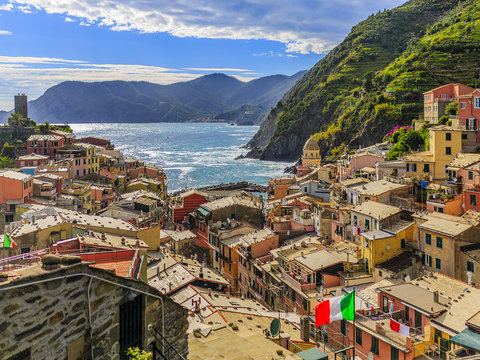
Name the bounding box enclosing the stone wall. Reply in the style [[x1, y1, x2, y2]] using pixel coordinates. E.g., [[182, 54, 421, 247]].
[[0, 262, 188, 360]]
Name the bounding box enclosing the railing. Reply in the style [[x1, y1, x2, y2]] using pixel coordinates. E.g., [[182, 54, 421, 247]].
[[151, 326, 186, 360]]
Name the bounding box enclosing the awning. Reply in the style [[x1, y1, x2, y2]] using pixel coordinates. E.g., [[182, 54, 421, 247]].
[[297, 347, 329, 360], [197, 207, 210, 216], [451, 328, 480, 351]]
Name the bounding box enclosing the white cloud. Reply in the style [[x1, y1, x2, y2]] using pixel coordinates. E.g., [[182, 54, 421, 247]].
[[0, 3, 13, 11], [185, 68, 251, 72], [0, 30, 11, 35], [6, 0, 406, 54], [0, 56, 258, 109]]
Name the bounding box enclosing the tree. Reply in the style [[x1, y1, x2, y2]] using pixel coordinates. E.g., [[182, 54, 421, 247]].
[[0, 156, 15, 169], [445, 100, 458, 116], [1, 142, 15, 158], [7, 112, 29, 128], [125, 348, 152, 360]]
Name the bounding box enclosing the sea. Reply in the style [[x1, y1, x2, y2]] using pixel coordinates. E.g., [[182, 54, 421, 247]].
[[69, 123, 292, 193]]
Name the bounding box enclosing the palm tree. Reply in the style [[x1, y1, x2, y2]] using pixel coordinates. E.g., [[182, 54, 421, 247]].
[[0, 156, 15, 169]]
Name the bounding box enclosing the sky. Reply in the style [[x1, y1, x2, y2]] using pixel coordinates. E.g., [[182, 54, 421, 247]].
[[0, 0, 405, 110]]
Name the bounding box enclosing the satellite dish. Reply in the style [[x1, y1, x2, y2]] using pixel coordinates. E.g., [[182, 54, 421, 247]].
[[270, 318, 281, 337], [368, 353, 374, 360]]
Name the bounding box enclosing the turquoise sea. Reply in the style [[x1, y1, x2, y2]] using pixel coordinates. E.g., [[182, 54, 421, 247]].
[[70, 123, 292, 193]]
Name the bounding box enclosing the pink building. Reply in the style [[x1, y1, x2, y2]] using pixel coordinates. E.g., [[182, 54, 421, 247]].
[[26, 134, 65, 159], [349, 152, 385, 173], [56, 145, 89, 178]]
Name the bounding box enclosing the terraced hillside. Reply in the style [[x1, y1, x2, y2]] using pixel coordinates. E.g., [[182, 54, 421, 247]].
[[247, 0, 480, 161]]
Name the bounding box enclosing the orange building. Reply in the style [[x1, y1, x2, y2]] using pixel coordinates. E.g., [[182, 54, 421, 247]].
[[0, 170, 33, 204]]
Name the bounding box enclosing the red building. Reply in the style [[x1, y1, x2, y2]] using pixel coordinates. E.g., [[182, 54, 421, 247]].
[[26, 134, 65, 159], [459, 89, 480, 132], [75, 136, 113, 149], [424, 83, 473, 123], [168, 190, 209, 225], [16, 153, 49, 168]]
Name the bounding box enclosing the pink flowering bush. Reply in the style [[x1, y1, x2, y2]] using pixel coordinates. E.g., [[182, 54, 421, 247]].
[[383, 125, 412, 143]]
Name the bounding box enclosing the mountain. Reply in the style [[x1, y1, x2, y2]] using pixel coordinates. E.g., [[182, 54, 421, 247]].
[[0, 71, 305, 125], [247, 0, 479, 161]]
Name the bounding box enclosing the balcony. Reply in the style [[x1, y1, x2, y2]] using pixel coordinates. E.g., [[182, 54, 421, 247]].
[[281, 271, 316, 292]]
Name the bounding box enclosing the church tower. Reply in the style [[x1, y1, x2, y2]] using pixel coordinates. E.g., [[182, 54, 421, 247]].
[[302, 136, 321, 167]]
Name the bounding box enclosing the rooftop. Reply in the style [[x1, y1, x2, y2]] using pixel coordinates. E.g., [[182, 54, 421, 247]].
[[376, 251, 420, 273], [17, 153, 50, 161], [351, 201, 402, 220], [202, 195, 260, 212], [350, 180, 408, 196], [403, 151, 435, 163], [378, 283, 448, 315], [447, 153, 480, 169], [419, 217, 472, 237], [161, 230, 196, 242], [0, 170, 33, 181], [294, 249, 354, 271], [238, 228, 276, 246], [27, 134, 63, 141], [412, 272, 480, 333], [78, 232, 148, 249], [340, 177, 370, 187]]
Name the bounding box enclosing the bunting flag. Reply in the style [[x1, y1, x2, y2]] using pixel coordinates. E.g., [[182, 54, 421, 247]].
[[3, 234, 17, 248], [390, 319, 410, 337], [315, 292, 355, 326]]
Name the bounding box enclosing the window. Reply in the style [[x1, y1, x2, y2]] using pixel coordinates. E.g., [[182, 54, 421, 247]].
[[467, 261, 475, 273], [426, 233, 432, 245], [425, 254, 432, 267], [446, 133, 451, 141], [407, 163, 417, 172], [365, 219, 370, 230], [475, 97, 480, 108], [405, 305, 410, 322], [340, 320, 346, 336], [469, 171, 474, 180], [383, 295, 389, 313], [446, 147, 451, 155], [401, 239, 406, 249], [356, 328, 362, 345], [435, 258, 441, 270], [423, 164, 430, 173], [370, 336, 379, 355], [436, 237, 443, 248], [391, 347, 399, 360], [291, 290, 296, 302], [462, 133, 468, 140], [461, 101, 466, 109], [303, 298, 308, 311], [471, 194, 477, 206]]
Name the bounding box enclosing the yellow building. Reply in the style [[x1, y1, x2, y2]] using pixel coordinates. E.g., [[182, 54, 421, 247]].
[[404, 125, 462, 182], [302, 136, 321, 167], [61, 183, 93, 213], [75, 143, 100, 174], [361, 223, 414, 273]]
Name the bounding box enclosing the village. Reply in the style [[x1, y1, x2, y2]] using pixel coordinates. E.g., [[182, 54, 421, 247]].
[[1, 84, 480, 360]]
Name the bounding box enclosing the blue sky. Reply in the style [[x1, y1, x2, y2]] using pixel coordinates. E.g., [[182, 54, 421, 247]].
[[0, 0, 405, 110]]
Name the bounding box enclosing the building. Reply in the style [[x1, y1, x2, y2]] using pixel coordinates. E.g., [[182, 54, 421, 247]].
[[404, 125, 462, 182], [416, 213, 480, 278], [0, 255, 188, 360], [14, 93, 28, 118], [16, 153, 50, 168], [168, 190, 208, 226], [75, 136, 114, 149], [347, 180, 410, 206], [423, 83, 473, 123], [0, 170, 33, 205], [302, 136, 321, 167], [457, 88, 480, 145], [26, 134, 65, 159]]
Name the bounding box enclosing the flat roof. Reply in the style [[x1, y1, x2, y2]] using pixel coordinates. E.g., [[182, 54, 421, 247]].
[[361, 229, 395, 240], [419, 217, 471, 237], [351, 201, 402, 220], [0, 170, 33, 181], [350, 180, 408, 196], [294, 249, 354, 271], [379, 283, 448, 315]]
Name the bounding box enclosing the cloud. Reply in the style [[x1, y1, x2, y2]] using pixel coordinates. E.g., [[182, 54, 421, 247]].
[[184, 68, 251, 72], [0, 56, 258, 109], [6, 0, 406, 54], [0, 3, 13, 11], [0, 30, 11, 35]]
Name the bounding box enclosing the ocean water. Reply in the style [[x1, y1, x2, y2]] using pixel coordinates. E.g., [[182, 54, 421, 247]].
[[70, 123, 292, 193]]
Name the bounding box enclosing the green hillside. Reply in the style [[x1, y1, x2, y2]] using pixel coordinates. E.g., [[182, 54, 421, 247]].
[[247, 0, 480, 161]]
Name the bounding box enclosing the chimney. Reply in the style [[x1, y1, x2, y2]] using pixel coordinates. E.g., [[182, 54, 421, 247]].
[[208, 288, 212, 297], [156, 266, 160, 275], [376, 322, 380, 333], [433, 291, 439, 303]]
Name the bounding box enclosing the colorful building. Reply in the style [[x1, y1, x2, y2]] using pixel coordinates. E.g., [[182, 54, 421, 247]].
[[423, 83, 473, 123], [16, 153, 49, 168], [26, 134, 65, 159], [301, 136, 322, 167]]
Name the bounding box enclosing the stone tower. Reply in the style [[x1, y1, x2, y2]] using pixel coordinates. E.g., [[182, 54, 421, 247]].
[[302, 136, 321, 167], [14, 94, 28, 119]]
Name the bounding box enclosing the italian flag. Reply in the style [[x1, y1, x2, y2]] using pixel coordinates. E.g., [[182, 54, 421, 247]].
[[3, 234, 17, 248], [315, 292, 355, 326]]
